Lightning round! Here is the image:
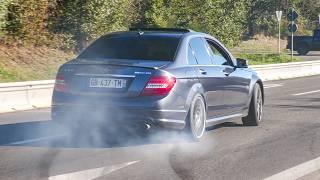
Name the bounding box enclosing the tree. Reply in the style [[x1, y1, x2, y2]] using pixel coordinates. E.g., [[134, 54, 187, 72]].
[[53, 0, 134, 51], [145, 0, 248, 46], [4, 0, 51, 44]]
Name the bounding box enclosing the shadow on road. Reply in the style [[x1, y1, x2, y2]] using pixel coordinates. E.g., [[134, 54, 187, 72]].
[[0, 120, 189, 148], [0, 119, 241, 149]]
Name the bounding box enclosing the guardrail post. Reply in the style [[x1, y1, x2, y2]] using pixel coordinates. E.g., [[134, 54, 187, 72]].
[[26, 85, 31, 106]]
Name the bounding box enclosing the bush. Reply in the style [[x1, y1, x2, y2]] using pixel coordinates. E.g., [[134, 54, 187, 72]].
[[0, 0, 13, 38], [4, 0, 50, 44]]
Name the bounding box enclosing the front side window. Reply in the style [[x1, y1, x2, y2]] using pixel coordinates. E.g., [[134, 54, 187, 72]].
[[206, 40, 232, 66]]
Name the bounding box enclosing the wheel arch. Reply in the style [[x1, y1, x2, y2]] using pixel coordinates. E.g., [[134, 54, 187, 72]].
[[247, 73, 264, 107], [256, 79, 265, 105], [185, 83, 207, 112], [297, 42, 310, 52]]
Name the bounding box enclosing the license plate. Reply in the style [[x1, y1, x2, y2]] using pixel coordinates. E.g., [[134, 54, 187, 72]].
[[89, 78, 127, 88]]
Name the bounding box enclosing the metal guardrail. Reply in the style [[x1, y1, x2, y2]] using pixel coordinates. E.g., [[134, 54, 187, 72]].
[[1, 60, 320, 113], [0, 80, 55, 113]]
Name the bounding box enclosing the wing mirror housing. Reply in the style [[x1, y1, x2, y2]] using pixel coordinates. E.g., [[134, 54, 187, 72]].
[[236, 58, 248, 68]]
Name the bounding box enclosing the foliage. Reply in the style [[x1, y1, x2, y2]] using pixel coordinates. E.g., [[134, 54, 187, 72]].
[[0, 0, 13, 38], [144, 0, 248, 47], [53, 0, 134, 50], [246, 0, 320, 37], [4, 0, 52, 44], [238, 53, 301, 65], [0, 0, 319, 49]]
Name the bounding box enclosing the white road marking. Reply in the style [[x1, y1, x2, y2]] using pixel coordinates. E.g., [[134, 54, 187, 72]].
[[264, 84, 283, 89], [292, 89, 320, 96], [292, 90, 320, 96], [6, 134, 67, 146], [49, 160, 140, 180], [264, 156, 320, 180]]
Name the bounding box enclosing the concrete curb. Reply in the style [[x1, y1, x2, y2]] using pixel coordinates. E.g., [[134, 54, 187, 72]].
[[1, 60, 320, 113]]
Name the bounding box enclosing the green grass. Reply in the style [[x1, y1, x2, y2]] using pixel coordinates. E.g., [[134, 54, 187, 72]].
[[0, 65, 20, 82], [236, 53, 302, 65], [0, 45, 75, 83]]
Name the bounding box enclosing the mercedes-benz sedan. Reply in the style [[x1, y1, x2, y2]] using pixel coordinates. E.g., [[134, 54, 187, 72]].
[[52, 28, 264, 140]]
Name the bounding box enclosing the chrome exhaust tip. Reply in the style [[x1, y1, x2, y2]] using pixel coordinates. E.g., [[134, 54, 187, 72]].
[[145, 123, 151, 130]]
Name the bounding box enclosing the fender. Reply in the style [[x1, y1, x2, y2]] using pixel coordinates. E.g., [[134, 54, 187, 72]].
[[184, 82, 206, 112], [245, 72, 264, 112]]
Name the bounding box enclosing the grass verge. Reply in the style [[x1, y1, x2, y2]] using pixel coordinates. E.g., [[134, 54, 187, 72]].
[[237, 53, 301, 65], [0, 45, 75, 82]]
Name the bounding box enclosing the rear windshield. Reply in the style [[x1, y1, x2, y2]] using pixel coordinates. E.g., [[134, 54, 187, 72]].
[[78, 35, 181, 61]]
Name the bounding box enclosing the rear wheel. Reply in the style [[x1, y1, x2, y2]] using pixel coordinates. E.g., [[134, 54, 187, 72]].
[[242, 84, 263, 126], [297, 44, 309, 55], [185, 94, 206, 141]]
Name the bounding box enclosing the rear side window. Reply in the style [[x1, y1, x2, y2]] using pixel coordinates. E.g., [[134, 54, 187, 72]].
[[188, 45, 198, 65], [79, 35, 181, 61], [189, 38, 212, 65]]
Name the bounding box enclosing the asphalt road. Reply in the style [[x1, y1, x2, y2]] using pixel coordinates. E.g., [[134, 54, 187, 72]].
[[0, 75, 320, 180], [293, 51, 320, 61]]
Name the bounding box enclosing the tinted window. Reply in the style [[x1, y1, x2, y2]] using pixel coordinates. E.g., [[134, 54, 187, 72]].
[[189, 38, 212, 65], [79, 35, 180, 61], [206, 40, 230, 65], [188, 45, 198, 65]]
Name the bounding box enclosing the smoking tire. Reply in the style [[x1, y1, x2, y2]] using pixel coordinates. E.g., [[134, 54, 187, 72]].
[[185, 94, 206, 141]]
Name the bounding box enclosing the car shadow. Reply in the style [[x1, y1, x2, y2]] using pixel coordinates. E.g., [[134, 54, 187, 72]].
[[0, 120, 245, 149], [0, 120, 194, 148]]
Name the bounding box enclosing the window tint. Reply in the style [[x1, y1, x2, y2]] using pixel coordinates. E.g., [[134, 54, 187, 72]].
[[188, 46, 198, 65], [206, 40, 230, 66], [189, 38, 212, 65], [79, 35, 181, 61]]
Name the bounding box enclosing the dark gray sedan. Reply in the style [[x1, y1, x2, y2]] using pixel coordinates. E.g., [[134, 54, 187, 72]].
[[52, 28, 264, 141]]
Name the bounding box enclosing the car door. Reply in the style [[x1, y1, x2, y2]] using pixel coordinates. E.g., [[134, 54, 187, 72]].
[[189, 37, 227, 118], [205, 39, 251, 114], [312, 29, 320, 50]]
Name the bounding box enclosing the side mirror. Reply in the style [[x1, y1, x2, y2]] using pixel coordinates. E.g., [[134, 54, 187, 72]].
[[236, 58, 248, 68]]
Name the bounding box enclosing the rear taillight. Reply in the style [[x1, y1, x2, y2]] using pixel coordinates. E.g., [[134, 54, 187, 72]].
[[54, 75, 68, 92], [141, 76, 176, 96]]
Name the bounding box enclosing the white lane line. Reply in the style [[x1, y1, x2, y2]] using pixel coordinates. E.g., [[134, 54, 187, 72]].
[[49, 160, 140, 180], [5, 134, 67, 146], [264, 156, 320, 180], [264, 84, 283, 89], [292, 89, 320, 96]]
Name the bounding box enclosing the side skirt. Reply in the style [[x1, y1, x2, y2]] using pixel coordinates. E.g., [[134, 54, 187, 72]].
[[205, 113, 243, 127]]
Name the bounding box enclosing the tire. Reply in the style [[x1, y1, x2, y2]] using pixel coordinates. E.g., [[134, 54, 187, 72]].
[[242, 84, 263, 126], [185, 94, 206, 141], [297, 44, 309, 55]]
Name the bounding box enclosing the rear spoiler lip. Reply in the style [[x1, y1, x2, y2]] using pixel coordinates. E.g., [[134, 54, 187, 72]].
[[66, 58, 171, 69]]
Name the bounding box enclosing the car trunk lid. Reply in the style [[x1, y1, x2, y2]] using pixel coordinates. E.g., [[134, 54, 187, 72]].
[[58, 58, 171, 97]]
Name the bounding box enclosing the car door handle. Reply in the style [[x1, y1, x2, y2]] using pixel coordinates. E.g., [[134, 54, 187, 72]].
[[199, 69, 207, 75], [222, 69, 232, 76]]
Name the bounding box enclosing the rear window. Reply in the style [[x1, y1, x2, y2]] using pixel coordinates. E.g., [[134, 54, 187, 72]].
[[79, 35, 181, 61]]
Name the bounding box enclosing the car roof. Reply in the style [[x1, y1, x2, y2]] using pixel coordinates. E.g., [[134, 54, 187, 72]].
[[101, 28, 209, 39]]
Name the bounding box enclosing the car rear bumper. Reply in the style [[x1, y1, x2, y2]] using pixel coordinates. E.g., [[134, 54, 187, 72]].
[[51, 104, 187, 130]]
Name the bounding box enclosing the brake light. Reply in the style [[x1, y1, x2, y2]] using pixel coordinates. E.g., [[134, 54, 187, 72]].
[[141, 76, 176, 96], [54, 75, 68, 92]]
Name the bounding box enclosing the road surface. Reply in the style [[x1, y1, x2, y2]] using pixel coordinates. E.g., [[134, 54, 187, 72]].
[[0, 75, 320, 180], [293, 51, 320, 61]]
